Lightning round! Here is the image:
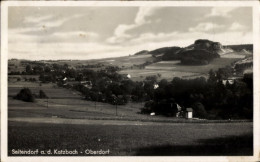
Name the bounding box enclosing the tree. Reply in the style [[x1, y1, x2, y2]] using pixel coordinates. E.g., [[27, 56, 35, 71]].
[[25, 65, 32, 74], [44, 66, 51, 73], [141, 100, 155, 114], [14, 88, 35, 102], [63, 64, 69, 69], [192, 102, 207, 118], [216, 66, 232, 81], [159, 79, 168, 88], [208, 69, 217, 83], [145, 75, 157, 83]]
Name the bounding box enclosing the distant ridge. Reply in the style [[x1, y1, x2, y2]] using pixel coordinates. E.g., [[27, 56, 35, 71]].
[[133, 39, 252, 65], [134, 50, 149, 55]]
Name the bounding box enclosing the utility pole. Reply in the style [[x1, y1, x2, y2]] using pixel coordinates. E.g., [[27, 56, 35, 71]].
[[114, 96, 118, 116], [116, 103, 118, 116]]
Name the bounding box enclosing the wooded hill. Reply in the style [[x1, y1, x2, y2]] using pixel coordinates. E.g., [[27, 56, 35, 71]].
[[134, 39, 253, 65]]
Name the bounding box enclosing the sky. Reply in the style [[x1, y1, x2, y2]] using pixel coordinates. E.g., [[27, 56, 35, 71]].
[[8, 6, 253, 60]]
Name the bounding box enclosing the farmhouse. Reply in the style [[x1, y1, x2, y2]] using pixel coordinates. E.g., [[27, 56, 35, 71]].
[[222, 79, 234, 85], [186, 108, 193, 119], [121, 74, 132, 80], [222, 76, 242, 85], [82, 81, 93, 89]]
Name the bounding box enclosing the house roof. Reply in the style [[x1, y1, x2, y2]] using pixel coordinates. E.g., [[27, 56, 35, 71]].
[[186, 108, 193, 112]]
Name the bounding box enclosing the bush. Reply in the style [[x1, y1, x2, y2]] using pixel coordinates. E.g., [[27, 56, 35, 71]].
[[141, 100, 155, 114], [14, 88, 35, 102], [192, 102, 208, 118], [39, 90, 48, 98]]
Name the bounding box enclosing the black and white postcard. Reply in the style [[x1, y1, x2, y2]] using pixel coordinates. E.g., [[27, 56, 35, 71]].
[[1, 1, 259, 162]]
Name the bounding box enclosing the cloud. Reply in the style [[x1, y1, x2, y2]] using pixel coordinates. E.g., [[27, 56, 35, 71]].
[[126, 30, 252, 48], [207, 7, 237, 18], [21, 14, 85, 34], [8, 6, 252, 60], [53, 31, 99, 40], [107, 7, 161, 44], [229, 22, 246, 31], [114, 24, 136, 38], [8, 42, 122, 60], [24, 15, 53, 24], [134, 7, 158, 25], [8, 28, 252, 61], [9, 30, 252, 60], [189, 23, 225, 32], [9, 29, 99, 44], [9, 28, 39, 43]]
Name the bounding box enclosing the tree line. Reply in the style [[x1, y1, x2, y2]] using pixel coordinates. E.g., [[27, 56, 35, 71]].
[[13, 61, 253, 120]]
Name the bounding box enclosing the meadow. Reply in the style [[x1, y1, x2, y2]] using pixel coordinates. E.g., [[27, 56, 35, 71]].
[[41, 54, 156, 69], [8, 81, 82, 99], [9, 81, 156, 120], [8, 121, 253, 156], [8, 81, 253, 156]]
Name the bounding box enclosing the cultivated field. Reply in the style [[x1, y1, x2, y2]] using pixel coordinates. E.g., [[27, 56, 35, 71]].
[[41, 54, 156, 69], [119, 57, 241, 81]]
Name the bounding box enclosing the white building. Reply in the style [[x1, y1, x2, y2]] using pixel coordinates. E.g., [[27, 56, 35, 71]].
[[186, 108, 193, 119]]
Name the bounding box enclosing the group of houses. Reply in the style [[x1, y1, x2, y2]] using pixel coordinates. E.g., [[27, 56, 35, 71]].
[[176, 105, 193, 119]]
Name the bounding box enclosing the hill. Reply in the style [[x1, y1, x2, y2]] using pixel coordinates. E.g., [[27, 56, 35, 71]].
[[160, 39, 222, 65], [180, 49, 220, 65], [149, 47, 181, 56], [134, 39, 252, 65], [134, 50, 149, 55]]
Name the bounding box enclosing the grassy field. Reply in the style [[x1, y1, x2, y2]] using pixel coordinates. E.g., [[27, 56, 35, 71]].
[[96, 54, 155, 68], [8, 80, 253, 156], [8, 121, 253, 156], [8, 82, 82, 99], [40, 54, 156, 69], [119, 69, 205, 81], [119, 57, 240, 81], [8, 81, 153, 120], [147, 57, 240, 73]]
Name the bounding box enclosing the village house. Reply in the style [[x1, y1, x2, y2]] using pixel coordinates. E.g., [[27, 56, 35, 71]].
[[186, 108, 193, 119], [81, 81, 93, 89], [222, 76, 241, 85], [222, 79, 234, 85]]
